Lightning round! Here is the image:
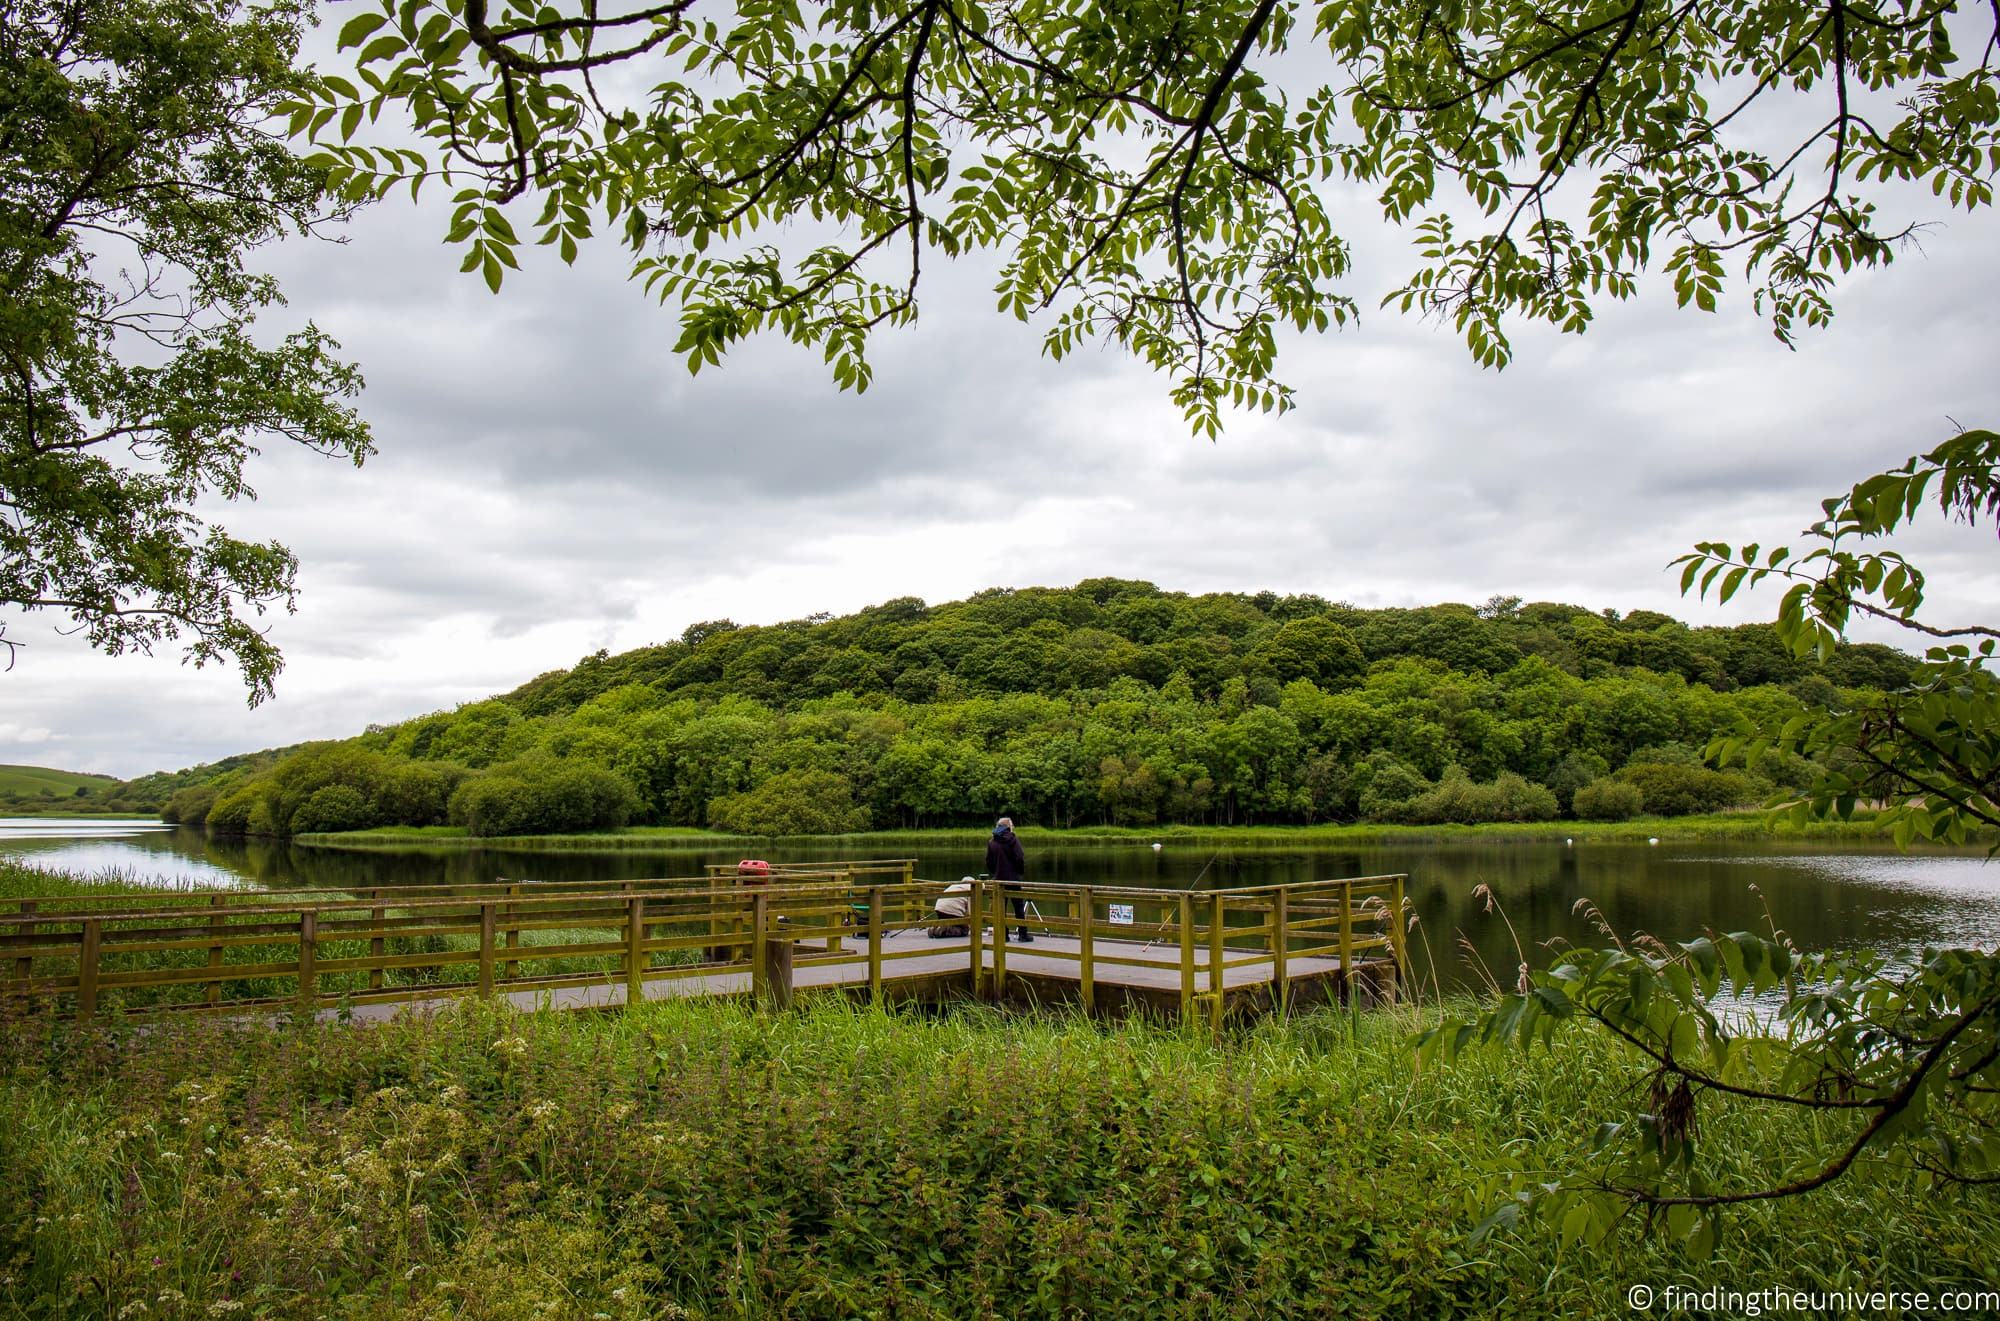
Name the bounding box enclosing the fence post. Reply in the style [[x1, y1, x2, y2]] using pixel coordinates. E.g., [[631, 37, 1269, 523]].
[[751, 893, 769, 1002], [1209, 892, 1227, 1033], [968, 881, 984, 999], [297, 911, 318, 1012], [1338, 883, 1354, 992], [78, 918, 101, 1021], [992, 882, 1008, 998], [625, 897, 645, 1008], [1178, 893, 1195, 1024], [369, 902, 386, 993], [14, 900, 36, 1001], [479, 903, 497, 997], [1272, 889, 1289, 1016], [867, 886, 884, 1005], [1078, 886, 1095, 1014], [203, 894, 224, 1008], [504, 882, 521, 982], [1389, 875, 1409, 1003], [762, 933, 795, 1011]]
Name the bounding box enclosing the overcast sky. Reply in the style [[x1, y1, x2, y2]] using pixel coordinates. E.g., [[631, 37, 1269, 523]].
[[7, 24, 2000, 780]]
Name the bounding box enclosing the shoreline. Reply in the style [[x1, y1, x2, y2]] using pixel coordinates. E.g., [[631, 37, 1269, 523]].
[[276, 812, 1952, 853]]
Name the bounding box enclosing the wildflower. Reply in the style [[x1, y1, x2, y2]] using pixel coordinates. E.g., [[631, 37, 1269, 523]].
[[207, 1302, 245, 1315], [117, 1302, 149, 1318]]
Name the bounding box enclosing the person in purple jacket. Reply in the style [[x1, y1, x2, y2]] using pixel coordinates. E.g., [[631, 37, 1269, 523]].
[[985, 816, 1031, 942]]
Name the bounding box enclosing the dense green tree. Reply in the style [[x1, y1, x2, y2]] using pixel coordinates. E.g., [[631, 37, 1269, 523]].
[[448, 758, 637, 836], [708, 768, 870, 835], [1571, 777, 1644, 821], [289, 783, 375, 834], [160, 783, 220, 828], [1252, 616, 1365, 689], [2, 0, 372, 697]]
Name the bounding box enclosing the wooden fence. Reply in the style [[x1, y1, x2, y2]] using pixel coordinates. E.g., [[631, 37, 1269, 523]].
[[0, 867, 1406, 1025], [984, 875, 1408, 1026]]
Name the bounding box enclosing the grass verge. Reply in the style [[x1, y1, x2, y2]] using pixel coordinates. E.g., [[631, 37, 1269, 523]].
[[2, 992, 1995, 1319]]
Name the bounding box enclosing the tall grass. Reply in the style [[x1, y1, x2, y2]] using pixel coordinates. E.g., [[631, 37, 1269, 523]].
[[2, 995, 1994, 1318]]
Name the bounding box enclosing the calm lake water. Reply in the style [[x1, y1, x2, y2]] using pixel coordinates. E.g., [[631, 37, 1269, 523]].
[[6, 817, 1997, 995]]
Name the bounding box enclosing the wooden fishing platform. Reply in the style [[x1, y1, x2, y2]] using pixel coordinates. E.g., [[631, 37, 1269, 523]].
[[1, 863, 1408, 1030]]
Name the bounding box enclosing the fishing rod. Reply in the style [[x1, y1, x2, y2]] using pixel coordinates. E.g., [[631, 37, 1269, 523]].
[[1139, 846, 1224, 953]]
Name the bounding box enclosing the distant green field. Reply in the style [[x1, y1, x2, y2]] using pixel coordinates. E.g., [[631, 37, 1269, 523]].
[[0, 763, 117, 799]]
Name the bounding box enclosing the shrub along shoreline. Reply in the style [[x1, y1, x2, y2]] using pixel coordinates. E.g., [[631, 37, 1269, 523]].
[[288, 811, 1930, 852]]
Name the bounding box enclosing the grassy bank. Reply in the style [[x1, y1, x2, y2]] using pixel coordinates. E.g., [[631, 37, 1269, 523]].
[[291, 812, 1926, 853], [3, 993, 1995, 1319]]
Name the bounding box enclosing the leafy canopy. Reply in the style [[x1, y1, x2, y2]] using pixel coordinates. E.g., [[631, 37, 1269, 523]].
[[306, 0, 2000, 432], [1678, 427, 2000, 845], [1435, 433, 2000, 1249], [1423, 931, 2000, 1257], [1, 0, 372, 700]]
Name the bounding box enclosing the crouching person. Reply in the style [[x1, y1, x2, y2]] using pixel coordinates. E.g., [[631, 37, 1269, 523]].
[[930, 880, 973, 938]]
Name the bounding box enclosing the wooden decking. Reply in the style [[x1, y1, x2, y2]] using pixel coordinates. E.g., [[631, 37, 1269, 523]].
[[332, 927, 1396, 1025], [4, 866, 1409, 1028]]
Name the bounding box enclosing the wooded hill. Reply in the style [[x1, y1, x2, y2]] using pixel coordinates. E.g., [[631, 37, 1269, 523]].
[[141, 581, 1918, 836]]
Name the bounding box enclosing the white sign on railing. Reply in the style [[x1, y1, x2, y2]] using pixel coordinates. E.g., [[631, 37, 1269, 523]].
[[1108, 903, 1134, 926]]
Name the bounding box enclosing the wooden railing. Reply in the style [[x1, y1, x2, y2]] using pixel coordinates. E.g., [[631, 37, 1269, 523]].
[[701, 859, 917, 884], [1, 867, 1406, 1025], [980, 875, 1407, 1026], [0, 876, 941, 1019]]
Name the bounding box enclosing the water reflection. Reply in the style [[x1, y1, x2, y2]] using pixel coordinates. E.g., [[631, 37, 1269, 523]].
[[3, 819, 1995, 995]]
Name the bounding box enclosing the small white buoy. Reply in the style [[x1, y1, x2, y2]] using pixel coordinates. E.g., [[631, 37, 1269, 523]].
[[1151, 842, 1163, 852], [1648, 837, 1660, 846]]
